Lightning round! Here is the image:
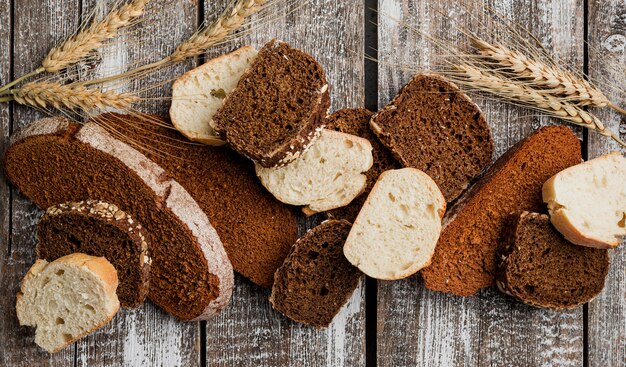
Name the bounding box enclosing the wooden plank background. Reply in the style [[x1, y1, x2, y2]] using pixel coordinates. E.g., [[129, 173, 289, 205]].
[[0, 0, 624, 366]]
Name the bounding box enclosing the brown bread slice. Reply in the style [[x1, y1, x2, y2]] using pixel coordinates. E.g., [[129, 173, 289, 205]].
[[94, 113, 299, 288], [270, 220, 361, 327], [324, 108, 401, 222], [213, 39, 330, 167], [4, 118, 233, 320], [370, 74, 494, 202], [496, 211, 609, 309], [421, 125, 582, 296], [37, 200, 150, 309]]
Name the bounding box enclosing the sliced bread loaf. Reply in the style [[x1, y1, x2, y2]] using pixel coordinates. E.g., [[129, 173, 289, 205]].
[[270, 220, 361, 327], [213, 39, 330, 167], [496, 211, 609, 309], [4, 117, 233, 320], [370, 74, 494, 203], [324, 108, 401, 222], [16, 253, 120, 353], [421, 126, 582, 296], [170, 46, 258, 145], [543, 151, 626, 249], [343, 168, 446, 280], [37, 200, 150, 309], [255, 129, 374, 214]]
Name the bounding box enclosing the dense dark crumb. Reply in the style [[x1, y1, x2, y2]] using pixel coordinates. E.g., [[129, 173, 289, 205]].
[[270, 220, 361, 327], [497, 211, 609, 309]]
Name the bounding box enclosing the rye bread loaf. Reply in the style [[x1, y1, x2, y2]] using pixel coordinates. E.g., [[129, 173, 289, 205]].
[[325, 108, 401, 222], [270, 220, 361, 327], [421, 126, 582, 296], [93, 113, 299, 288], [213, 39, 330, 168], [496, 211, 609, 309], [370, 74, 494, 203], [4, 117, 233, 320], [37, 200, 150, 308]]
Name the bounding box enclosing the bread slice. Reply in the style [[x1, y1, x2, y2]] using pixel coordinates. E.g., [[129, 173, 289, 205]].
[[37, 200, 150, 308], [4, 117, 233, 320], [255, 129, 373, 214], [91, 113, 299, 288], [496, 211, 609, 309], [170, 46, 258, 145], [324, 108, 401, 222], [270, 220, 361, 327], [543, 152, 626, 249], [343, 168, 446, 280], [213, 39, 330, 167], [16, 253, 120, 353], [370, 74, 494, 203], [421, 126, 582, 296]]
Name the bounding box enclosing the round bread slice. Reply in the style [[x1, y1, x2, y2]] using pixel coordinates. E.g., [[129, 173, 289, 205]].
[[343, 168, 446, 280], [37, 200, 150, 309], [496, 211, 609, 310], [16, 253, 120, 353], [370, 74, 494, 203]]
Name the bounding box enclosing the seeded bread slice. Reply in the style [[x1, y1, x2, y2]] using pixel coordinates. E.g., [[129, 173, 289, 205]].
[[37, 200, 150, 308], [16, 253, 120, 353], [370, 74, 494, 203], [496, 211, 609, 310], [543, 152, 626, 249], [270, 220, 361, 327], [256, 129, 373, 214], [4, 117, 233, 320], [213, 39, 330, 167], [343, 168, 446, 280], [421, 126, 582, 296], [170, 46, 258, 145]]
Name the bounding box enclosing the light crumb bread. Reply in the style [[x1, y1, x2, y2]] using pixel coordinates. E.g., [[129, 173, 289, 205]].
[[256, 129, 374, 214], [16, 253, 120, 353], [543, 151, 626, 249], [170, 46, 258, 145], [343, 168, 446, 280]]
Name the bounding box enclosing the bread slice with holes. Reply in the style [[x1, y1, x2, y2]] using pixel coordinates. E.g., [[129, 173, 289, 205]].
[[16, 253, 120, 353], [255, 129, 373, 214], [170, 46, 258, 145], [343, 168, 446, 280], [543, 151, 626, 249]]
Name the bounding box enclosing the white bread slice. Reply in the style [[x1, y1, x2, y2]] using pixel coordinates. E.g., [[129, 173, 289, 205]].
[[543, 151, 626, 249], [16, 253, 120, 353], [170, 46, 258, 145], [343, 168, 446, 280], [255, 129, 373, 214]]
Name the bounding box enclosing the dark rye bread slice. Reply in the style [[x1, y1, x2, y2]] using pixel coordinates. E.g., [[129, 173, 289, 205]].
[[94, 113, 299, 288], [213, 39, 330, 168], [496, 211, 609, 309], [421, 125, 582, 296], [370, 74, 494, 202], [4, 118, 233, 320], [270, 220, 361, 327], [324, 108, 401, 222], [37, 199, 150, 309]]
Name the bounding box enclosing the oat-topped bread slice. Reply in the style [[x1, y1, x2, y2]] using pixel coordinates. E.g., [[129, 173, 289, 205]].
[[4, 117, 233, 320], [324, 108, 401, 222], [93, 113, 299, 288], [213, 39, 330, 167], [421, 126, 582, 296], [37, 200, 150, 308], [370, 74, 494, 202], [497, 211, 609, 310], [270, 220, 361, 327]]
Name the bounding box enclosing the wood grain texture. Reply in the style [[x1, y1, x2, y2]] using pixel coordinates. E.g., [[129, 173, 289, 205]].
[[587, 1, 626, 366], [376, 0, 586, 366]]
